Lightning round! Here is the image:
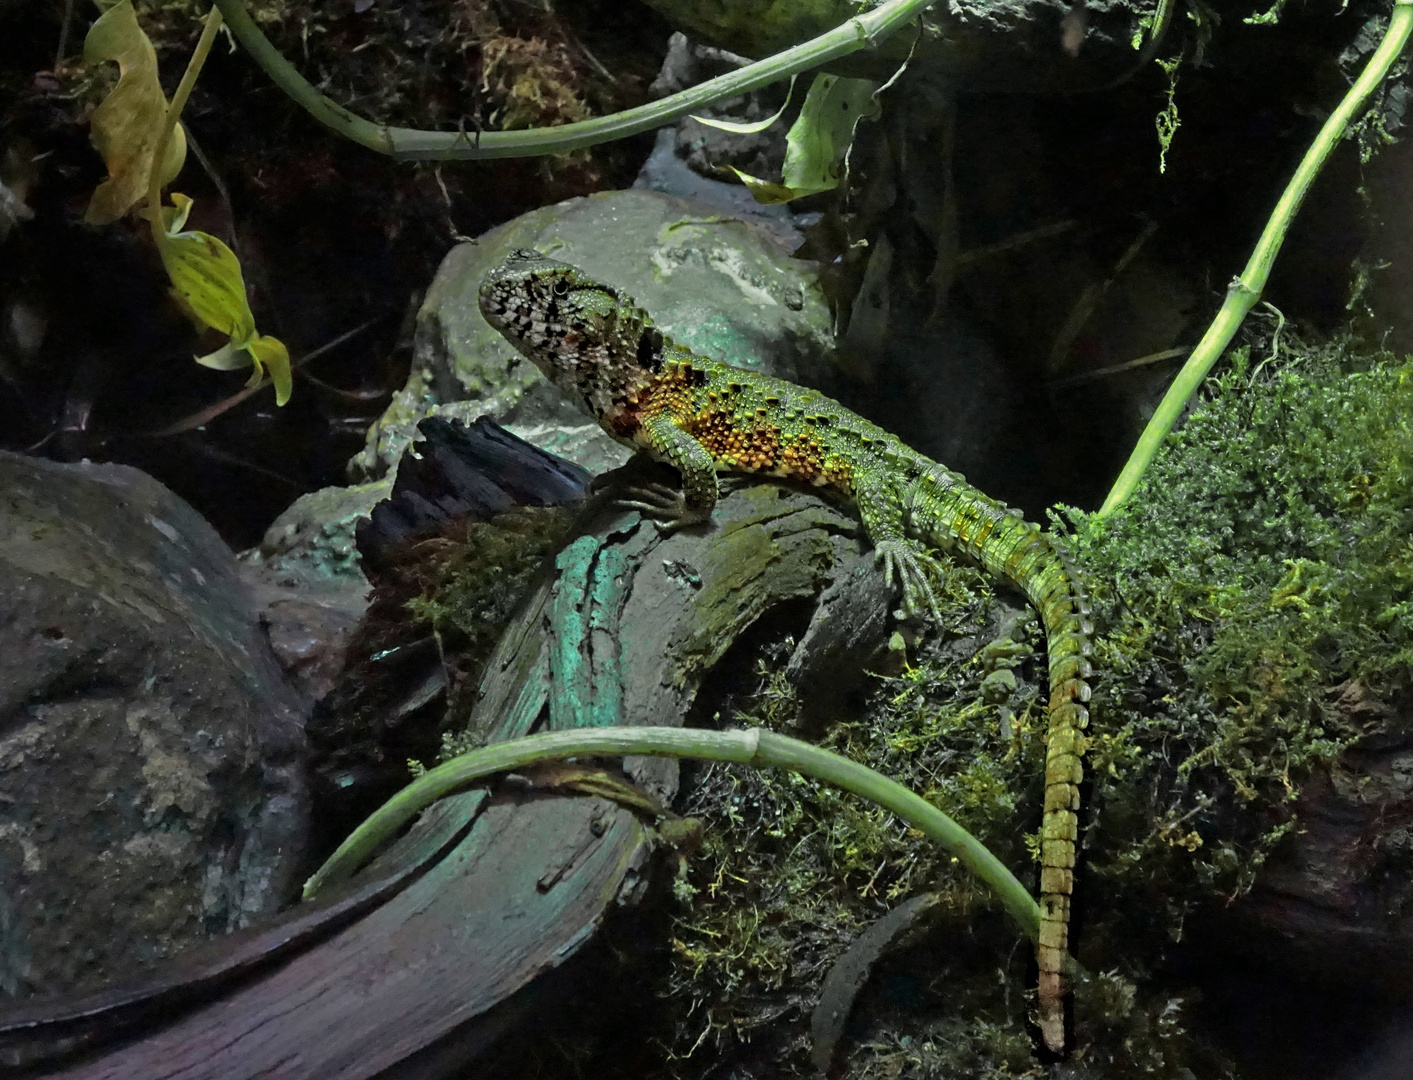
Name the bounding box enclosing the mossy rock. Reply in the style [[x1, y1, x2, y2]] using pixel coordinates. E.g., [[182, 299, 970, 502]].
[[352, 188, 833, 480]]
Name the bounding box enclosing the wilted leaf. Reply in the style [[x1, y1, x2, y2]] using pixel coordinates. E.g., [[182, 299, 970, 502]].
[[734, 73, 879, 205], [161, 193, 292, 405], [729, 171, 799, 204], [246, 333, 292, 406], [84, 0, 187, 225]]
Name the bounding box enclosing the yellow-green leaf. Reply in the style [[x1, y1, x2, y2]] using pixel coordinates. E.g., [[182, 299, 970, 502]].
[[162, 192, 292, 405], [159, 190, 194, 233], [737, 73, 879, 205], [83, 0, 186, 225], [160, 199, 254, 341], [193, 339, 248, 371], [727, 168, 800, 205], [781, 74, 878, 195], [247, 334, 292, 406]]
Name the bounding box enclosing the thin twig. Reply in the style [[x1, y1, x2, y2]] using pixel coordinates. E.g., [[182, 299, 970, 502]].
[[1045, 346, 1190, 389], [185, 129, 240, 256], [1048, 217, 1159, 374], [568, 32, 617, 85], [954, 219, 1079, 267], [144, 315, 383, 436], [54, 0, 75, 70], [296, 368, 390, 401]]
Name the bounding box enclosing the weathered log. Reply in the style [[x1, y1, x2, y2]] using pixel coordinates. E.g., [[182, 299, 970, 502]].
[[10, 467, 883, 1079]]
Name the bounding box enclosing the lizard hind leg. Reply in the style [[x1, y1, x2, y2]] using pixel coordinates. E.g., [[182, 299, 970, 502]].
[[856, 473, 947, 621], [873, 539, 946, 622]]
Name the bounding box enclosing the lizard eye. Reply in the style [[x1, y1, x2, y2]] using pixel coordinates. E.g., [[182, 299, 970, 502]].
[[551, 279, 570, 298]]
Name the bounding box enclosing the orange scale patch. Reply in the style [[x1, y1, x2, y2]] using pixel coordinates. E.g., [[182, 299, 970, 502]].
[[821, 456, 854, 491], [688, 410, 739, 456], [706, 421, 775, 472], [737, 427, 783, 471], [779, 431, 827, 482]]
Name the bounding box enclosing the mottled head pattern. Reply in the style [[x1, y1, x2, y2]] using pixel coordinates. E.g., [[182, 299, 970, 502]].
[[478, 249, 668, 437]]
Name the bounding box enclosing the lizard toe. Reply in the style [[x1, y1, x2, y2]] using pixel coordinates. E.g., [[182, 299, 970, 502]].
[[873, 540, 903, 590], [875, 541, 944, 621], [615, 484, 711, 535]]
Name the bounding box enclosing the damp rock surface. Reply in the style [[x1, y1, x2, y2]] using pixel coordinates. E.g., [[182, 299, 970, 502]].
[[0, 453, 310, 997]]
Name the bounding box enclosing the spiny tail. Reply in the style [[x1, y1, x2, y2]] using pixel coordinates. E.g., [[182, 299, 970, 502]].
[[906, 464, 1093, 1053]]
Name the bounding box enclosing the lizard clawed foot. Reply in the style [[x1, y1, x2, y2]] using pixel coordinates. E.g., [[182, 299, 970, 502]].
[[614, 482, 711, 535], [873, 540, 944, 622]]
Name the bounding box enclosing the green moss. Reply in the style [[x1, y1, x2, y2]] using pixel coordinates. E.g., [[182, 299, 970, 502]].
[[1060, 341, 1413, 923], [657, 584, 1049, 1065], [315, 504, 575, 777], [404, 505, 577, 724]]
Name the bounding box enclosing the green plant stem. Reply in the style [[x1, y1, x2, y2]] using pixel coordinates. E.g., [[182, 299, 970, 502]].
[[209, 0, 939, 160], [146, 4, 223, 257], [1098, 0, 1413, 518], [302, 726, 1042, 945]]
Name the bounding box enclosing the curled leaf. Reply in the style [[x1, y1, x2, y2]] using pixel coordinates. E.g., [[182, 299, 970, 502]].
[[736, 73, 879, 205], [728, 169, 799, 205], [83, 0, 187, 225], [161, 193, 292, 405], [690, 75, 796, 135], [245, 333, 292, 406]]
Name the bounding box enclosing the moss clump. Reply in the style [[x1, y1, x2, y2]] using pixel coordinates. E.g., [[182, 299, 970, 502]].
[[311, 505, 575, 778], [657, 559, 1023, 1054], [657, 599, 1226, 1077], [401, 505, 577, 716], [1061, 340, 1413, 940]]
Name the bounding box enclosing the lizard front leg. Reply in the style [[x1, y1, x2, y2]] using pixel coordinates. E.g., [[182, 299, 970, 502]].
[[614, 414, 719, 533]]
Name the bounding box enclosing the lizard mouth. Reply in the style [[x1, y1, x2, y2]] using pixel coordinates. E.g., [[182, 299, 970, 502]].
[[477, 288, 509, 330]]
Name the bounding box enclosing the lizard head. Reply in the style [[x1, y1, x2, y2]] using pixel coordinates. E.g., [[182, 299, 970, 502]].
[[478, 250, 665, 423]]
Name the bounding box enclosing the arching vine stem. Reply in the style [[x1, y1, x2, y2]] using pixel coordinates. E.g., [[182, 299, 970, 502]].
[[208, 0, 943, 161], [302, 724, 1042, 947], [1100, 0, 1413, 517]]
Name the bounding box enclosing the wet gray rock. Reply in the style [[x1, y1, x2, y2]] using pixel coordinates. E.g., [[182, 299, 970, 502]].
[[634, 128, 804, 253], [351, 187, 834, 480], [0, 453, 310, 998], [238, 482, 383, 701], [637, 33, 800, 249]]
